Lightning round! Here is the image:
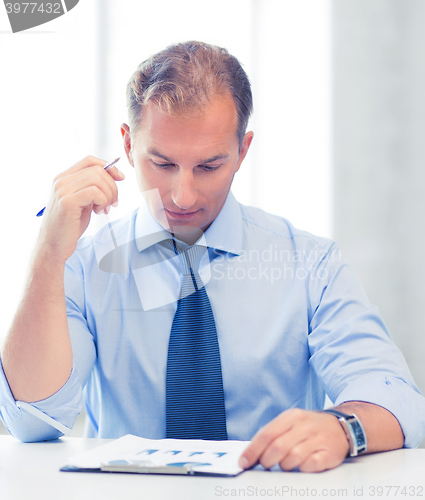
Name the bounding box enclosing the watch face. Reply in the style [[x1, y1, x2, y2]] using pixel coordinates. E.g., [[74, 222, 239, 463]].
[[352, 420, 366, 447]]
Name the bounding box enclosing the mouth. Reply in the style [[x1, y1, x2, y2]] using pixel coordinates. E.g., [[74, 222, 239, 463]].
[[165, 209, 200, 220]]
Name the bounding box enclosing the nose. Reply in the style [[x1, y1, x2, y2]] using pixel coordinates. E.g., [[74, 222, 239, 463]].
[[171, 169, 198, 210]]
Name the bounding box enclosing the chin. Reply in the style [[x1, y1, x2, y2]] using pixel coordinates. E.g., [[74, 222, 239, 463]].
[[168, 223, 206, 245]]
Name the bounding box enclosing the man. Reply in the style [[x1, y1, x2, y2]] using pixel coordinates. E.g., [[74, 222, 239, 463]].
[[1, 41, 424, 473]]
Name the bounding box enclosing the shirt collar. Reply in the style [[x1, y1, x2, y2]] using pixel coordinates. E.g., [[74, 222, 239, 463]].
[[203, 191, 243, 256], [134, 190, 243, 256], [134, 196, 171, 253]]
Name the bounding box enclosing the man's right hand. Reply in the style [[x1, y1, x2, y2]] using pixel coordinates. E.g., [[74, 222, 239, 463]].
[[38, 155, 125, 262], [1, 156, 125, 403]]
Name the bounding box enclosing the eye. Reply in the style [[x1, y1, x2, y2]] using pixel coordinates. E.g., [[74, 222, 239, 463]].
[[199, 165, 220, 171], [153, 161, 174, 169]]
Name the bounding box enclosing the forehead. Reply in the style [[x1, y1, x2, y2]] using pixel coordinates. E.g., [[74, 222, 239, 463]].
[[133, 94, 239, 157]]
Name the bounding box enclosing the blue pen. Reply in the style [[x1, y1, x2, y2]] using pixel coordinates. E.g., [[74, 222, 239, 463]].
[[36, 158, 121, 217]]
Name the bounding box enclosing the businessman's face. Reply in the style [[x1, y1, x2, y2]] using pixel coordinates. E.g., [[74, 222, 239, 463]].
[[122, 94, 253, 243]]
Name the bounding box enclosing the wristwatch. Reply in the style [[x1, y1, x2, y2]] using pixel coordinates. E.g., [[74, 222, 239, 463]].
[[323, 409, 367, 457]]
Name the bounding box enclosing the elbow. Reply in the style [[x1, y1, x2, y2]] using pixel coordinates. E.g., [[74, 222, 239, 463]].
[[6, 419, 65, 442]]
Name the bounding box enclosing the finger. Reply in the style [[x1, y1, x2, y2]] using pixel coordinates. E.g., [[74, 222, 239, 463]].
[[55, 167, 118, 211], [61, 185, 109, 216], [79, 164, 124, 209], [298, 448, 342, 473], [105, 165, 125, 181], [259, 430, 308, 470], [278, 438, 318, 471], [239, 410, 299, 469], [83, 165, 120, 206], [54, 155, 107, 180], [53, 168, 118, 217]]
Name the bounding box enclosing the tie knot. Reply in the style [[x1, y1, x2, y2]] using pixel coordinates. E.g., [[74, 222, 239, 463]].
[[159, 239, 207, 276]]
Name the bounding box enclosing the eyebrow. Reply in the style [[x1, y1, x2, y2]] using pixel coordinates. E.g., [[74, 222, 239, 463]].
[[148, 149, 229, 164]]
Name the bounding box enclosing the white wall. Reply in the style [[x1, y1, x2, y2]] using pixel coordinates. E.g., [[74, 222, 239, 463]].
[[0, 0, 332, 341], [333, 0, 425, 427]]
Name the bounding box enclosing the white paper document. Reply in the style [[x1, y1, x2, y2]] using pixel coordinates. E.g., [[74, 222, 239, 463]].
[[64, 434, 250, 476]]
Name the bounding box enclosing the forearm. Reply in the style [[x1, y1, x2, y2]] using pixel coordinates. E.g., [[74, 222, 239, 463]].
[[336, 401, 404, 453], [1, 245, 72, 403], [1, 156, 123, 405]]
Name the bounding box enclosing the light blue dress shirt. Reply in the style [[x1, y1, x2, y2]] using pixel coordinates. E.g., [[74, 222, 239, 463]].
[[1, 192, 425, 445]]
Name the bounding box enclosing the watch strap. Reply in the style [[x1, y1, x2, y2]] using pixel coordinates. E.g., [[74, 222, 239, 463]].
[[323, 409, 351, 420], [323, 409, 367, 457]]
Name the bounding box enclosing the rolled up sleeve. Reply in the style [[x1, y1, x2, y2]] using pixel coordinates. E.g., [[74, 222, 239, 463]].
[[334, 374, 425, 448], [308, 243, 425, 448], [0, 360, 83, 442], [0, 246, 97, 442]]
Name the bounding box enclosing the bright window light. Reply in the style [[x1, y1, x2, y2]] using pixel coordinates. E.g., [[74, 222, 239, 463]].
[[0, 0, 331, 340]]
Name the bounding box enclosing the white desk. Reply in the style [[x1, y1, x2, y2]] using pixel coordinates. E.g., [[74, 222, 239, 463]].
[[1, 435, 424, 500]]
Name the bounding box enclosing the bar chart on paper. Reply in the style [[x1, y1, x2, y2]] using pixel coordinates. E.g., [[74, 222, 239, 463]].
[[62, 434, 250, 476]]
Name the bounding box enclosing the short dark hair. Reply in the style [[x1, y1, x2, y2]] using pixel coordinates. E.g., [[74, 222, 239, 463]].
[[126, 41, 253, 147]]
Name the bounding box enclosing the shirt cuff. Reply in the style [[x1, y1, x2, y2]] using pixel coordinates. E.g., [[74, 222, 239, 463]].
[[334, 374, 425, 448], [0, 357, 82, 442]]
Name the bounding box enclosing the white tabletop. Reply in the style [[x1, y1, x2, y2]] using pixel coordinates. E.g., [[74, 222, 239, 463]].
[[1, 435, 424, 500]]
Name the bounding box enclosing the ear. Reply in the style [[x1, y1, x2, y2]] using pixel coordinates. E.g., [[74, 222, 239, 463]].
[[235, 131, 254, 172], [121, 123, 134, 167]]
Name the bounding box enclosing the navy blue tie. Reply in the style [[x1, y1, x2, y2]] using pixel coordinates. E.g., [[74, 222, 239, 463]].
[[161, 240, 227, 440]]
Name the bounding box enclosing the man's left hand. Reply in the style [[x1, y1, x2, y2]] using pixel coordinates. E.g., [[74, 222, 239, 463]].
[[238, 408, 349, 472]]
